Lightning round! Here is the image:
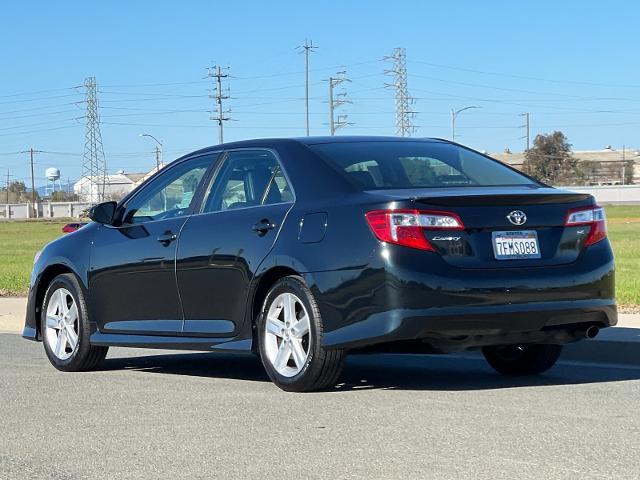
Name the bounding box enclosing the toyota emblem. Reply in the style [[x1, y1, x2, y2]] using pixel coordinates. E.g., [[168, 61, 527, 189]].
[[507, 210, 527, 226]]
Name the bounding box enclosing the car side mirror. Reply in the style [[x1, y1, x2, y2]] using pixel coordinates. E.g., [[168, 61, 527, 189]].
[[89, 201, 117, 225]]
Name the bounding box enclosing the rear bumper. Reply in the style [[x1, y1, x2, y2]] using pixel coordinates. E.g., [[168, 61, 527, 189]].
[[322, 300, 616, 351], [309, 239, 616, 351]]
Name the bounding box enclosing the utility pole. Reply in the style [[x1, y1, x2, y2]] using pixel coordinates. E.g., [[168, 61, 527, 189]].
[[384, 47, 416, 137], [207, 65, 231, 144], [298, 40, 318, 136], [328, 71, 352, 135], [17, 148, 43, 215], [29, 148, 36, 207], [622, 144, 626, 185], [520, 113, 530, 151], [81, 77, 108, 204], [5, 169, 10, 205], [154, 146, 161, 170]]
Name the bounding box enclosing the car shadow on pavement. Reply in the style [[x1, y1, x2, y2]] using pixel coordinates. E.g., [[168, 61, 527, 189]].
[[101, 351, 271, 383], [99, 350, 640, 392]]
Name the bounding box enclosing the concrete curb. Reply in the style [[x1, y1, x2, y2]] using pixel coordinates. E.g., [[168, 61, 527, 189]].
[[459, 327, 640, 368], [560, 327, 640, 368]]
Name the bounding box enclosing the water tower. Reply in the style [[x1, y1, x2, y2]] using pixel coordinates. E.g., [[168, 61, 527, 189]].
[[45, 167, 62, 197]]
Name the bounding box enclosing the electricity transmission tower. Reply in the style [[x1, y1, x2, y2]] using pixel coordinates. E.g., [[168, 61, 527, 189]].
[[520, 112, 530, 151], [328, 71, 352, 135], [297, 39, 318, 136], [207, 65, 231, 144], [384, 48, 417, 136], [81, 77, 108, 203]]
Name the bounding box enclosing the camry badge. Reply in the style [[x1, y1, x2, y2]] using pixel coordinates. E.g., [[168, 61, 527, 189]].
[[507, 210, 527, 226]]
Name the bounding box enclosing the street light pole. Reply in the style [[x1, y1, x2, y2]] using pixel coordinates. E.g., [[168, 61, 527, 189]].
[[139, 133, 163, 171], [451, 105, 480, 142]]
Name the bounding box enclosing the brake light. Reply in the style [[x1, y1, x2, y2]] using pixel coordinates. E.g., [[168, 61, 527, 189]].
[[565, 205, 607, 246], [365, 209, 464, 251]]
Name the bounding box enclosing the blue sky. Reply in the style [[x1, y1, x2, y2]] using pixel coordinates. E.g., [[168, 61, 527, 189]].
[[1, 0, 639, 185]]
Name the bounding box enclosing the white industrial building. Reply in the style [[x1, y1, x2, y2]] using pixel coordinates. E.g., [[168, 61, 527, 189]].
[[73, 170, 146, 202], [492, 147, 640, 185]]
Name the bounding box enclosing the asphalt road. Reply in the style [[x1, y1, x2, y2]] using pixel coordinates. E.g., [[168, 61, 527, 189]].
[[1, 333, 639, 480]]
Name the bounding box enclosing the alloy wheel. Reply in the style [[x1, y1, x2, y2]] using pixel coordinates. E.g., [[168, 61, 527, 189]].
[[44, 288, 79, 360], [263, 292, 311, 377]]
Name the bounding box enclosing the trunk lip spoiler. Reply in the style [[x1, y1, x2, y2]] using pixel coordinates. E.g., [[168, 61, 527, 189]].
[[412, 193, 592, 206]]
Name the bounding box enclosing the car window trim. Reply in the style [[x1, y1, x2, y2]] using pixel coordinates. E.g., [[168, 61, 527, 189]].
[[199, 147, 296, 215], [116, 151, 222, 226]]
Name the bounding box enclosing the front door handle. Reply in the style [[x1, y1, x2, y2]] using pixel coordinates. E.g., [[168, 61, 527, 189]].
[[157, 231, 177, 246], [252, 219, 276, 236]]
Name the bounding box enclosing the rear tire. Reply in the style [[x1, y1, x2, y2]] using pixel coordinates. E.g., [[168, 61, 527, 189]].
[[482, 344, 562, 376], [258, 275, 345, 392], [41, 273, 108, 372]]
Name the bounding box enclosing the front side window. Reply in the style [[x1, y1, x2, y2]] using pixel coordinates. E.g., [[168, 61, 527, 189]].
[[123, 155, 212, 224], [309, 141, 538, 189], [203, 150, 293, 213]]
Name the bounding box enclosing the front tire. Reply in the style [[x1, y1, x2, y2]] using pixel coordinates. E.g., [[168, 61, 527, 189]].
[[258, 276, 345, 392], [482, 344, 562, 376], [41, 273, 108, 372]]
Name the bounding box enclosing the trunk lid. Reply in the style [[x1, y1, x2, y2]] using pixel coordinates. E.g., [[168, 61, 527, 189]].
[[367, 186, 596, 268]]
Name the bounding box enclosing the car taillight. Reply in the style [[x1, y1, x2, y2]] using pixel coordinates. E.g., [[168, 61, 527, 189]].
[[565, 205, 607, 246], [365, 209, 464, 251]]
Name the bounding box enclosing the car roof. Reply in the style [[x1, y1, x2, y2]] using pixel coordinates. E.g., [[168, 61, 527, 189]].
[[179, 136, 450, 159], [293, 136, 449, 145]]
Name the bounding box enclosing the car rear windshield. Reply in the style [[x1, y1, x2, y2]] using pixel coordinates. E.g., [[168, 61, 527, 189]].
[[309, 141, 538, 189]]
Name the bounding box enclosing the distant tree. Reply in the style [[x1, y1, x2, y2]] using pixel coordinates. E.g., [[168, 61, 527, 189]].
[[50, 190, 78, 202], [0, 181, 41, 203], [50, 191, 66, 202], [8, 181, 26, 194], [578, 160, 599, 184], [623, 160, 635, 185], [523, 131, 583, 185]]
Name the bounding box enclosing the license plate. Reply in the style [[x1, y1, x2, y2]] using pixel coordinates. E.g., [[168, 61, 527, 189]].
[[492, 230, 541, 260]]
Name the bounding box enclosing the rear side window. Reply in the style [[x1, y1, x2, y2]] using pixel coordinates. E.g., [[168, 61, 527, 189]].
[[309, 141, 537, 189], [267, 167, 294, 204], [202, 149, 293, 213]]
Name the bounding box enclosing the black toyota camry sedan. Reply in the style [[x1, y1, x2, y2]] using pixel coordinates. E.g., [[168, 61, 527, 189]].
[[23, 137, 616, 391]]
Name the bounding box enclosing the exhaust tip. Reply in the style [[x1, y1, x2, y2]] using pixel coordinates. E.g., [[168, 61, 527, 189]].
[[585, 326, 600, 339]]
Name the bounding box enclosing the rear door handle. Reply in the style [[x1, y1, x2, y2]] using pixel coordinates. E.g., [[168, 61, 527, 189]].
[[252, 219, 276, 236], [157, 231, 177, 246]]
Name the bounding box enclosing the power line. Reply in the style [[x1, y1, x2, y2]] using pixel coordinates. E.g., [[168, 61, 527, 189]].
[[411, 59, 640, 89], [408, 73, 640, 101], [101, 80, 209, 88], [0, 86, 80, 99], [0, 102, 84, 117], [0, 109, 81, 122], [0, 117, 83, 132], [0, 93, 83, 106], [99, 90, 208, 98], [0, 124, 81, 137], [384, 47, 416, 136]]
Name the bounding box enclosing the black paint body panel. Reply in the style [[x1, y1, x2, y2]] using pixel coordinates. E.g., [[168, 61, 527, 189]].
[[24, 137, 616, 355]]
